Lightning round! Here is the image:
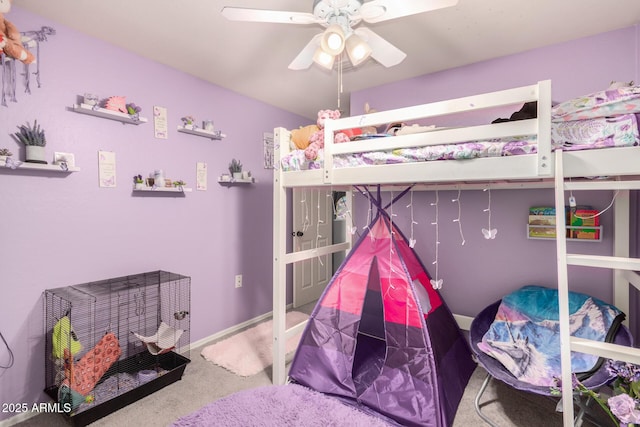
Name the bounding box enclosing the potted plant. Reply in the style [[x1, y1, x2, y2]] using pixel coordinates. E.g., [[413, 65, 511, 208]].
[[13, 120, 47, 164], [181, 115, 195, 129], [0, 148, 12, 167], [228, 159, 243, 179], [133, 174, 145, 190]]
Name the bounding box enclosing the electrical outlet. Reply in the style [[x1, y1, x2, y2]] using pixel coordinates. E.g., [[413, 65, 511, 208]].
[[235, 274, 242, 288]]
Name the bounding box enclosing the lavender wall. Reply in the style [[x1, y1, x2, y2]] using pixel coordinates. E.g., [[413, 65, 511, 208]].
[[0, 7, 306, 417], [350, 26, 640, 316], [1, 5, 639, 418]]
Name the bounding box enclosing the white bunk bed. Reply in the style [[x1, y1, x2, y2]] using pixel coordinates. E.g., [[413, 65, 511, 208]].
[[272, 80, 640, 426]]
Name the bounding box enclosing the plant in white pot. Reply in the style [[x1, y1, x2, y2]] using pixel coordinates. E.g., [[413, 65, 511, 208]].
[[13, 120, 47, 164], [229, 158, 243, 179]]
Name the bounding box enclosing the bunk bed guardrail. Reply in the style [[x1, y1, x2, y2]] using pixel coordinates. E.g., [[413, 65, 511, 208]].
[[321, 80, 552, 185]]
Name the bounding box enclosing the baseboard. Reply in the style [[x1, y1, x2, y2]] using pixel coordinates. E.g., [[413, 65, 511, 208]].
[[189, 305, 294, 351], [189, 309, 472, 351], [454, 313, 473, 331]]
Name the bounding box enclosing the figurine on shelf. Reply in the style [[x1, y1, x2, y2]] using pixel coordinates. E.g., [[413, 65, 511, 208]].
[[181, 115, 196, 129], [133, 174, 144, 190], [0, 147, 12, 167], [228, 159, 242, 179], [126, 103, 141, 116], [104, 96, 127, 113], [83, 93, 99, 107], [126, 103, 141, 121]]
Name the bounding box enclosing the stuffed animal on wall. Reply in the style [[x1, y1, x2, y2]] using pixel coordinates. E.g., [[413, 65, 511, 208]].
[[0, 0, 36, 64], [304, 109, 351, 160]]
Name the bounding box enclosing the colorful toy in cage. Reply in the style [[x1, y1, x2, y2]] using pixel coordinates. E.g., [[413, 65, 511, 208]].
[[59, 332, 122, 409]]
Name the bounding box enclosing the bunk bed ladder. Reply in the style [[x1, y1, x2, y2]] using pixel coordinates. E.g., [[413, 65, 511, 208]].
[[554, 149, 640, 426]]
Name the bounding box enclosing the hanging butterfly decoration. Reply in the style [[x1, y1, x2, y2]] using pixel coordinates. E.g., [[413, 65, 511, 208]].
[[452, 189, 466, 245], [430, 278, 443, 290], [407, 190, 418, 248], [482, 188, 498, 240], [430, 190, 443, 290], [482, 228, 498, 240]]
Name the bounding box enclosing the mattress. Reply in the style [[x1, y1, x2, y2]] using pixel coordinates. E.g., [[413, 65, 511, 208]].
[[280, 114, 639, 172]]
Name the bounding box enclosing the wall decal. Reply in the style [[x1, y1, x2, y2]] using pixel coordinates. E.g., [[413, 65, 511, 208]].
[[98, 150, 116, 188], [196, 162, 207, 191], [153, 106, 168, 139], [263, 132, 274, 169]]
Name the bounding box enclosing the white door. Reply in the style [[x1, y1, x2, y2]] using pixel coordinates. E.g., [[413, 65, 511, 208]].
[[293, 188, 332, 308]]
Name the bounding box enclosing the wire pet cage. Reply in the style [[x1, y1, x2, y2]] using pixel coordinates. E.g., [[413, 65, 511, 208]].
[[44, 271, 190, 426]]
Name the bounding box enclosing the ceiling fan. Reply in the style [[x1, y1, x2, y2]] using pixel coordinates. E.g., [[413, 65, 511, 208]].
[[221, 0, 458, 70]]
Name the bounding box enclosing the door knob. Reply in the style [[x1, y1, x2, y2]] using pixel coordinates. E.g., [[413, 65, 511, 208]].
[[291, 231, 303, 237]]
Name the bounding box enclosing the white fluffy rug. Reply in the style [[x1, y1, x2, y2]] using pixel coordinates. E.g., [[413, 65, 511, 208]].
[[201, 311, 309, 376]]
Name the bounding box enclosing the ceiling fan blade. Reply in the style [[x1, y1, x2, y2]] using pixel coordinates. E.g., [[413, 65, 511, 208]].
[[221, 7, 320, 25], [360, 0, 458, 23], [354, 27, 406, 67], [288, 34, 323, 70]]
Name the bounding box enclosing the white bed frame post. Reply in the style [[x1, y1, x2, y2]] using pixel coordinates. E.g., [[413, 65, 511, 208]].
[[614, 190, 631, 319], [271, 127, 357, 386], [555, 152, 640, 426], [536, 79, 552, 177], [554, 150, 575, 426], [272, 127, 289, 385]]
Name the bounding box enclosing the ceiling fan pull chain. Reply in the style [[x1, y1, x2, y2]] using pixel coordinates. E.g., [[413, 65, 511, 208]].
[[338, 55, 341, 110]]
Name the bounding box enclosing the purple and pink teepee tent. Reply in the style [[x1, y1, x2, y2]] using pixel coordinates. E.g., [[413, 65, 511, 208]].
[[289, 188, 476, 427]]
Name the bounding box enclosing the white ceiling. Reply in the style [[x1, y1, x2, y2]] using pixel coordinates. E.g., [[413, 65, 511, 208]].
[[13, 0, 640, 120]]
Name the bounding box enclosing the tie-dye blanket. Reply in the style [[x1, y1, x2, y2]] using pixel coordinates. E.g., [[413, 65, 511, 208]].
[[478, 285, 624, 386]]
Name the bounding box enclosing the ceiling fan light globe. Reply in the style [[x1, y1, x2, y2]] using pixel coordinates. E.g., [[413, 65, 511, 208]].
[[351, 44, 368, 60], [346, 33, 372, 66], [327, 33, 343, 50], [320, 24, 345, 55], [313, 47, 335, 70]]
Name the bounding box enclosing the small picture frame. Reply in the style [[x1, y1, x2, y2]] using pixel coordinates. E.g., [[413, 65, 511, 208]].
[[263, 132, 274, 169], [54, 152, 75, 168]]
